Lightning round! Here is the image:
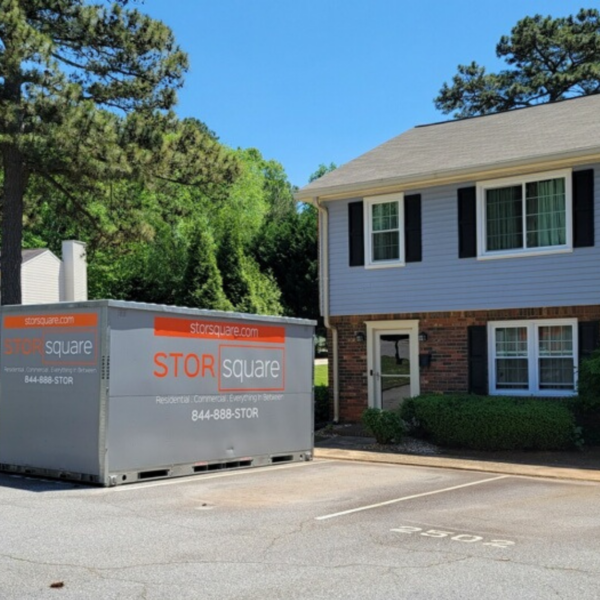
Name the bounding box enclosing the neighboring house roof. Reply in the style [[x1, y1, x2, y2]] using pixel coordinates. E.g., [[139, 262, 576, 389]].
[[21, 248, 54, 264], [296, 94, 600, 201]]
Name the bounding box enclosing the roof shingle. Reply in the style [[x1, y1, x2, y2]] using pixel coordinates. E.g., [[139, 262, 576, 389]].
[[21, 249, 49, 263], [297, 94, 600, 199]]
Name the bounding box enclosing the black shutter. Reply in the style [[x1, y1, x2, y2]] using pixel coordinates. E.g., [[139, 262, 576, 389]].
[[404, 194, 422, 263], [579, 321, 599, 361], [348, 201, 364, 266], [468, 325, 488, 394], [458, 187, 477, 258], [573, 169, 594, 248]]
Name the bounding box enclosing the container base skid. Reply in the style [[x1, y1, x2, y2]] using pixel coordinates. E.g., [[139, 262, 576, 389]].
[[0, 463, 102, 485], [0, 451, 313, 487]]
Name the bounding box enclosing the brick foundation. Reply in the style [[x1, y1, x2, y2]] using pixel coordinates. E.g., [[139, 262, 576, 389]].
[[328, 305, 600, 422]]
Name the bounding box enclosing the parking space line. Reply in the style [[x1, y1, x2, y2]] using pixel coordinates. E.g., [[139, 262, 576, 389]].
[[316, 474, 510, 520]]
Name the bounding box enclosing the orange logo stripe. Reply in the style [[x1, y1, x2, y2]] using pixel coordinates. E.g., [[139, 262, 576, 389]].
[[4, 313, 98, 329], [154, 317, 285, 344]]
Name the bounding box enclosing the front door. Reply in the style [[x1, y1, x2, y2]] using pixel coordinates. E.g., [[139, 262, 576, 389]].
[[367, 321, 420, 410], [375, 333, 412, 410]]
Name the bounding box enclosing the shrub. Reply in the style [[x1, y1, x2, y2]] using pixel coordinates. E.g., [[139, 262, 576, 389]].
[[361, 408, 405, 444], [577, 350, 600, 412], [314, 385, 329, 425], [400, 394, 577, 451], [400, 396, 417, 425]]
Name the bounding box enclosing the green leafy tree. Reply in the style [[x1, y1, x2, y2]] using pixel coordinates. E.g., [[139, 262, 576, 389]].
[[217, 227, 282, 315], [23, 145, 292, 314], [253, 163, 335, 321], [180, 223, 232, 312], [435, 9, 600, 118], [262, 156, 297, 221], [253, 207, 318, 320], [217, 229, 250, 309], [212, 148, 270, 246], [236, 253, 282, 316], [0, 0, 238, 304], [106, 220, 188, 305], [309, 162, 337, 183]]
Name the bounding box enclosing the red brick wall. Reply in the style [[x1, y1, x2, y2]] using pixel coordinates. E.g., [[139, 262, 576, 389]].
[[327, 305, 600, 422]]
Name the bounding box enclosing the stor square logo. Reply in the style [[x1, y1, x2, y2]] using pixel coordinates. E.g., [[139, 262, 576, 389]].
[[218, 345, 285, 392]]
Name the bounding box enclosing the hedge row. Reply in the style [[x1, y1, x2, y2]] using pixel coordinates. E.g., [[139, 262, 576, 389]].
[[401, 394, 577, 451], [314, 385, 329, 425]]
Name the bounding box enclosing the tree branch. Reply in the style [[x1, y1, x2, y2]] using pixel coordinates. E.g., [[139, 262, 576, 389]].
[[153, 173, 203, 187], [50, 52, 88, 71], [36, 171, 106, 237]]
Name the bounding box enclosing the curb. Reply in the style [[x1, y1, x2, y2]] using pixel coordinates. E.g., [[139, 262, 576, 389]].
[[314, 447, 600, 483]]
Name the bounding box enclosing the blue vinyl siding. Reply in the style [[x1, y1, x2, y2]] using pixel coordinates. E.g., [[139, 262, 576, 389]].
[[328, 165, 600, 316]]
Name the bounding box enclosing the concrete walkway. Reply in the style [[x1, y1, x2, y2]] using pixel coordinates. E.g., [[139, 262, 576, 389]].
[[314, 446, 600, 483]]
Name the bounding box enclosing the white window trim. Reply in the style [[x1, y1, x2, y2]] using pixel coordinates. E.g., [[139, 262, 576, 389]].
[[487, 318, 578, 397], [476, 169, 573, 260], [364, 192, 405, 269]]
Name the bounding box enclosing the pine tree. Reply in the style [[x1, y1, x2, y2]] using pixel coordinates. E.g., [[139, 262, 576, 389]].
[[435, 9, 600, 118], [0, 1, 238, 303]]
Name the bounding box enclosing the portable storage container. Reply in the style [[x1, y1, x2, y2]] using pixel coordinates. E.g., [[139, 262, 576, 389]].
[[0, 301, 315, 486]]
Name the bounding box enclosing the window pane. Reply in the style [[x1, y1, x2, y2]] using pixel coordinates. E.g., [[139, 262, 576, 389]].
[[372, 202, 398, 232], [538, 325, 574, 390], [495, 327, 527, 357], [373, 231, 399, 261], [539, 359, 574, 389], [371, 200, 399, 262], [496, 359, 529, 389], [486, 185, 523, 251], [538, 325, 573, 357], [495, 327, 528, 389], [526, 178, 566, 248]]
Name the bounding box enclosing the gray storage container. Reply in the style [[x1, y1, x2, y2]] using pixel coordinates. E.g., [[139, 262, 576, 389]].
[[0, 301, 315, 486]]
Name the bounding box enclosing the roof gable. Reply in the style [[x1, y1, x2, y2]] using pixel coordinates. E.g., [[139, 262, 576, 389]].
[[21, 248, 60, 265]]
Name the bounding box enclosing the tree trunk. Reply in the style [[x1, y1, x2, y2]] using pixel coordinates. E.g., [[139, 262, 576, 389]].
[[1, 64, 26, 306], [1, 144, 26, 305]]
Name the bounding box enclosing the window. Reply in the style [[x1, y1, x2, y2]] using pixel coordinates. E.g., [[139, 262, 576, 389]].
[[488, 319, 577, 396], [364, 193, 404, 267], [477, 170, 572, 259]]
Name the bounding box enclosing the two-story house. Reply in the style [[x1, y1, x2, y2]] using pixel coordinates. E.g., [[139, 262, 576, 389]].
[[296, 94, 600, 422]]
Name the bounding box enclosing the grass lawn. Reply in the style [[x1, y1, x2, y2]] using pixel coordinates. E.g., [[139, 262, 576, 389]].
[[380, 355, 410, 391], [314, 363, 328, 386]]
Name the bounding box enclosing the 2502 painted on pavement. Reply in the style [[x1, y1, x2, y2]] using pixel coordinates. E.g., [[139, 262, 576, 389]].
[[391, 525, 515, 548]]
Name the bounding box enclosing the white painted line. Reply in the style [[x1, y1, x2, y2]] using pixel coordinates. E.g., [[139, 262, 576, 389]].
[[103, 459, 332, 493], [316, 474, 510, 521]]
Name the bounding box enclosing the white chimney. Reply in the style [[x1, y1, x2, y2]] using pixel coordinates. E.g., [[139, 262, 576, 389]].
[[62, 241, 87, 302]]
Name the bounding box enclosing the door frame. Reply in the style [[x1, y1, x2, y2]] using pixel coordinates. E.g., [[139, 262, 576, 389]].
[[366, 320, 420, 408]]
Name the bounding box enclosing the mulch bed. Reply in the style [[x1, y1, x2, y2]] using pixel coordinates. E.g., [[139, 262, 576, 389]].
[[315, 424, 600, 471]]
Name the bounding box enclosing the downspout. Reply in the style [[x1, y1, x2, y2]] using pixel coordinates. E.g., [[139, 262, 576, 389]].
[[315, 197, 339, 422]]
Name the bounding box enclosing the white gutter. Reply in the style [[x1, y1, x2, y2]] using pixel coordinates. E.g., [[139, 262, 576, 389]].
[[296, 147, 600, 203], [315, 196, 339, 423]]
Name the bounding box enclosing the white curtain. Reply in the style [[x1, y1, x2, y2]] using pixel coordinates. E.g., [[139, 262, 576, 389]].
[[526, 178, 565, 248], [486, 185, 523, 251]]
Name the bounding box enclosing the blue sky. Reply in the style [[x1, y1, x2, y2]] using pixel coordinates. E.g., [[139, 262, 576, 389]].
[[143, 1, 594, 188]]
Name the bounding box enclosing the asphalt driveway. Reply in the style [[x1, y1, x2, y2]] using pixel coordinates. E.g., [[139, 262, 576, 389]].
[[2, 460, 600, 599]]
